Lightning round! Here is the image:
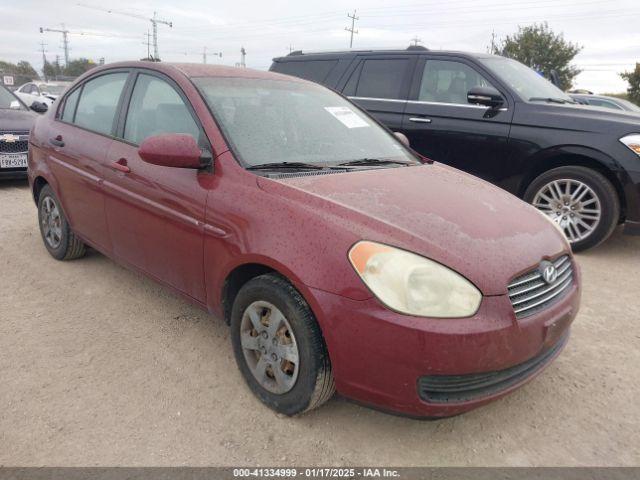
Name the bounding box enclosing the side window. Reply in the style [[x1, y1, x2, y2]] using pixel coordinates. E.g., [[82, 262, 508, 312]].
[[353, 59, 409, 99], [61, 88, 81, 122], [587, 99, 622, 110], [419, 60, 494, 105], [342, 62, 363, 97], [123, 74, 200, 146], [74, 73, 128, 135], [274, 60, 338, 83]]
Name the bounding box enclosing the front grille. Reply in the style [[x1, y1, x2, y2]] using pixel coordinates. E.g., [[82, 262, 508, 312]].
[[0, 132, 29, 154], [507, 255, 574, 319], [418, 333, 568, 404]]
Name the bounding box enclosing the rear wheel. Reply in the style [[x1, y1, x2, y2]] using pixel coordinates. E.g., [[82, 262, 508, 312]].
[[524, 166, 619, 252], [230, 273, 335, 415], [37, 185, 86, 260]]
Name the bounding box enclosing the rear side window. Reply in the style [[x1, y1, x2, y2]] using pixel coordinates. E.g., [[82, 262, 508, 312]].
[[74, 73, 128, 136], [349, 59, 409, 99], [61, 88, 80, 122], [123, 73, 200, 145], [273, 60, 338, 84]]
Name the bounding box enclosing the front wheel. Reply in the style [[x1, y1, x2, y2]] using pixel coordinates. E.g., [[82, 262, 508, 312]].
[[230, 274, 335, 415], [524, 166, 620, 252]]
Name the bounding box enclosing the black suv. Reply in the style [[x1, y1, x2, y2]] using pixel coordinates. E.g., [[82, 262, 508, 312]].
[[271, 47, 640, 251]]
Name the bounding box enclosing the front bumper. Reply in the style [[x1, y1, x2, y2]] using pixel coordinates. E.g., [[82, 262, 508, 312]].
[[309, 266, 580, 418], [0, 168, 28, 179]]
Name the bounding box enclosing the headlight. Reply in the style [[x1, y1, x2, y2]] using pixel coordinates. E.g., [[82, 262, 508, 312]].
[[348, 241, 482, 318], [620, 134, 640, 156]]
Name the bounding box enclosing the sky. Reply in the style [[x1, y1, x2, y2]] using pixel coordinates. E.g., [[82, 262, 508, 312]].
[[1, 0, 639, 93]]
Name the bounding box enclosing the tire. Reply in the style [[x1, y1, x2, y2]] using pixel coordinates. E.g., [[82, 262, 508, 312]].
[[37, 184, 86, 260], [230, 273, 335, 415], [523, 166, 620, 252]]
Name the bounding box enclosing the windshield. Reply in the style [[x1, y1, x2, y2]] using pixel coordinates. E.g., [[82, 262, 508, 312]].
[[193, 77, 418, 168], [617, 98, 640, 112], [480, 57, 573, 103], [0, 86, 25, 110]]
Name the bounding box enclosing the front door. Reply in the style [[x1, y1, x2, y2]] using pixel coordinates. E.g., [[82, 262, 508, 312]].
[[402, 57, 513, 183], [103, 71, 210, 302]]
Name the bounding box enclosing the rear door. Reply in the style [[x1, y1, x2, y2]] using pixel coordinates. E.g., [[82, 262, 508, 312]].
[[102, 70, 210, 302], [401, 56, 513, 182], [338, 55, 417, 130], [46, 71, 129, 250]]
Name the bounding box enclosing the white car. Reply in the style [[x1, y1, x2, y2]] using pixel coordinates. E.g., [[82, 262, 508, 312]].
[[14, 82, 69, 106]]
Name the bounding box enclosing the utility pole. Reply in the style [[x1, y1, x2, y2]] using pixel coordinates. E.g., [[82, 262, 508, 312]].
[[202, 47, 222, 64], [143, 30, 152, 60], [489, 30, 497, 53], [40, 24, 70, 66], [345, 10, 359, 49], [39, 41, 48, 82], [410, 36, 422, 47]]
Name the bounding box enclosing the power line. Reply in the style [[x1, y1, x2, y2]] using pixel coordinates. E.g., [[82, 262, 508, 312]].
[[345, 10, 359, 48]]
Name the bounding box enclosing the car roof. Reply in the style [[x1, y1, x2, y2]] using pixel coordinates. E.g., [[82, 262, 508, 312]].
[[272, 47, 498, 62], [76, 61, 305, 83]]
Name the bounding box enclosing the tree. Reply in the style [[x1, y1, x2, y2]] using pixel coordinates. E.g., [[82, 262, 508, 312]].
[[493, 23, 582, 90], [620, 63, 640, 105], [63, 58, 96, 77], [0, 60, 39, 80], [43, 59, 63, 80]]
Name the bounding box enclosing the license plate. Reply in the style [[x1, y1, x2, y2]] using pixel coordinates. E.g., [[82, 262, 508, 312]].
[[0, 153, 27, 169]]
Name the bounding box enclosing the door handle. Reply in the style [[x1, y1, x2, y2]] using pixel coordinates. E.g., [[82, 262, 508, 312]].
[[49, 135, 65, 147], [111, 158, 130, 174], [409, 117, 432, 124]]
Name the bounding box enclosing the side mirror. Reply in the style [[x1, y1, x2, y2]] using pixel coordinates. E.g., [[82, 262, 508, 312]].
[[30, 101, 48, 113], [467, 86, 504, 109], [9, 100, 21, 110], [138, 133, 206, 169], [393, 131, 410, 147]]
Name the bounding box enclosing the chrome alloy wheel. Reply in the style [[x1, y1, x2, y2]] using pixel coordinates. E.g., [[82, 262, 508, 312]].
[[240, 301, 300, 394], [532, 179, 602, 244], [41, 196, 63, 249]]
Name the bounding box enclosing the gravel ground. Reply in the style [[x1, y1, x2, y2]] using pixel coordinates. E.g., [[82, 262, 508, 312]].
[[1, 179, 639, 467]]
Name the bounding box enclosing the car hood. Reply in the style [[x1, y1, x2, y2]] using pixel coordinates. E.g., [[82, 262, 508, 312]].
[[515, 102, 640, 135], [257, 163, 569, 296], [0, 108, 36, 132]]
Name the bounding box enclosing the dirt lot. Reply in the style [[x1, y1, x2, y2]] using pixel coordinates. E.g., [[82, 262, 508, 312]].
[[0, 179, 639, 467]]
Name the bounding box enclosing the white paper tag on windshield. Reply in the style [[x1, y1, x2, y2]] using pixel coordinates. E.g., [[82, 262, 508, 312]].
[[324, 106, 370, 129]]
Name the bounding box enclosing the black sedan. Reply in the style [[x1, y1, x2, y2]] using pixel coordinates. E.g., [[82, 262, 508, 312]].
[[0, 85, 37, 179]]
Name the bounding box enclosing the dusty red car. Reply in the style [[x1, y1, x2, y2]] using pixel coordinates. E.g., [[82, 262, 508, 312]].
[[28, 62, 581, 418]]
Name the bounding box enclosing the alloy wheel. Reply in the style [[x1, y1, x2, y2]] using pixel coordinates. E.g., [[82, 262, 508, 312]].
[[41, 196, 63, 249], [532, 178, 602, 244], [240, 301, 300, 394]]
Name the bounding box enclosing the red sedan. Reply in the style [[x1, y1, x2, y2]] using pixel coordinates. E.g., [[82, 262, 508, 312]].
[[28, 62, 580, 418]]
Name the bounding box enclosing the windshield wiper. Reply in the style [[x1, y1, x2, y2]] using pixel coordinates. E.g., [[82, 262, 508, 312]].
[[336, 158, 414, 167], [529, 97, 573, 104], [246, 161, 325, 171]]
